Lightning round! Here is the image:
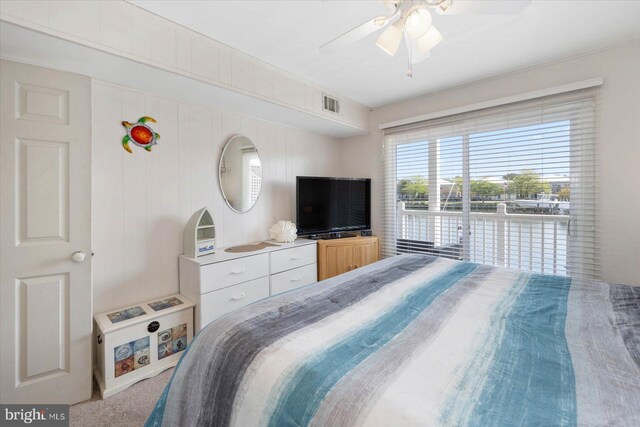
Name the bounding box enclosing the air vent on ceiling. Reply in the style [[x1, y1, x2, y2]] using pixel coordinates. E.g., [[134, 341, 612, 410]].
[[323, 94, 340, 114]]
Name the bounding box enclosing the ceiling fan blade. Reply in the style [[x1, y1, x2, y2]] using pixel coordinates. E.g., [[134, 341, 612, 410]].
[[437, 0, 531, 15], [319, 16, 390, 52]]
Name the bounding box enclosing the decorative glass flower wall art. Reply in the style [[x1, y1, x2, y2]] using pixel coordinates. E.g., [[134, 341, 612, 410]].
[[121, 116, 160, 153]]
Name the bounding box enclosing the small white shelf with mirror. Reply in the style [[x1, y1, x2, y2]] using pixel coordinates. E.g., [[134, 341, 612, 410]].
[[184, 207, 216, 258]]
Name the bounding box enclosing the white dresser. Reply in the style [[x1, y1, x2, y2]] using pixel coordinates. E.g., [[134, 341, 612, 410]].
[[179, 239, 317, 330]]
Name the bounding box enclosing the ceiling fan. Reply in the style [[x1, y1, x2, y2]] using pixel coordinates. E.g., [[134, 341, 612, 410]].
[[320, 0, 531, 77]]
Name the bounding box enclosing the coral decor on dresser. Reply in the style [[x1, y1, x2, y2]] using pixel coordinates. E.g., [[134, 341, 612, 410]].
[[269, 220, 298, 243], [121, 116, 160, 153]]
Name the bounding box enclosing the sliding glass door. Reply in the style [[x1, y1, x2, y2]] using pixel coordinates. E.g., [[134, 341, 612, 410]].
[[383, 89, 598, 279]]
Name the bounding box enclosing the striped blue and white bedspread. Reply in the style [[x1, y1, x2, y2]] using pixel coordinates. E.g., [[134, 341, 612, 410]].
[[147, 255, 640, 427]]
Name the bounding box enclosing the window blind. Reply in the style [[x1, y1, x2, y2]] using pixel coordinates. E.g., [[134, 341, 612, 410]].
[[383, 88, 599, 279]]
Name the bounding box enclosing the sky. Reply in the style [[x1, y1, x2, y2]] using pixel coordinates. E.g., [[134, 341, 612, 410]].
[[396, 120, 571, 182]]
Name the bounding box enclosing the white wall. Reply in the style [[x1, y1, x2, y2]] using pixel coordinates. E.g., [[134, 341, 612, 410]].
[[92, 81, 342, 314], [342, 41, 640, 286]]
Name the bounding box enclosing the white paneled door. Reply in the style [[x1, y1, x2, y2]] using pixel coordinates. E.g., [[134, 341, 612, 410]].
[[0, 60, 92, 404]]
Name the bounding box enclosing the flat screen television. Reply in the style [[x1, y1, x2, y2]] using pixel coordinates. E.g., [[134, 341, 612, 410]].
[[296, 176, 371, 236]]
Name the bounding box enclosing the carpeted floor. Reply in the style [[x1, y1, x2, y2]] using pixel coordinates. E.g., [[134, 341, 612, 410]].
[[69, 368, 173, 427]]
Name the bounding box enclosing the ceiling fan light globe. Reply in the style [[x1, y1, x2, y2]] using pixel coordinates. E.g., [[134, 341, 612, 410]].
[[405, 8, 432, 38], [416, 25, 443, 54], [376, 24, 403, 56]]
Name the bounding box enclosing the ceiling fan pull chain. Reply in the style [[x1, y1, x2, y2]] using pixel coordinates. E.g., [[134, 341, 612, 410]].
[[406, 34, 414, 77]]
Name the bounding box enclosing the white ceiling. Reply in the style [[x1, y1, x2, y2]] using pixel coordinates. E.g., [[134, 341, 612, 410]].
[[131, 0, 640, 108]]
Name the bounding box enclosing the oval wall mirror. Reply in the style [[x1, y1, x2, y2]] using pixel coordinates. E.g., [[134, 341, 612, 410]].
[[219, 135, 262, 213]]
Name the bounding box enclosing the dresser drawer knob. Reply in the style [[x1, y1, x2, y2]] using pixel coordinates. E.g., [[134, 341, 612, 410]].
[[291, 277, 302, 282], [230, 269, 245, 275], [231, 293, 246, 301], [290, 256, 301, 260]]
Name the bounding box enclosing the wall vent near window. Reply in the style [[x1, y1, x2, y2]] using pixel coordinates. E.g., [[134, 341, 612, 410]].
[[323, 94, 340, 114]]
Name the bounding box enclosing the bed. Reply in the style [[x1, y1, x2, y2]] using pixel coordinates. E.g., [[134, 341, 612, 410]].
[[146, 254, 640, 426]]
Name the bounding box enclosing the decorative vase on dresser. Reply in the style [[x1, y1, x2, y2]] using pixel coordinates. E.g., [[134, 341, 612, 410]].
[[179, 239, 317, 331]]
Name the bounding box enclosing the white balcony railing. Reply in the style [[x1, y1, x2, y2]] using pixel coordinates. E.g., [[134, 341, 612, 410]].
[[397, 202, 570, 275]]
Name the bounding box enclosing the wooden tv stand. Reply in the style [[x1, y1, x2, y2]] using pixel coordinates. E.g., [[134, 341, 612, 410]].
[[317, 235, 380, 281]]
